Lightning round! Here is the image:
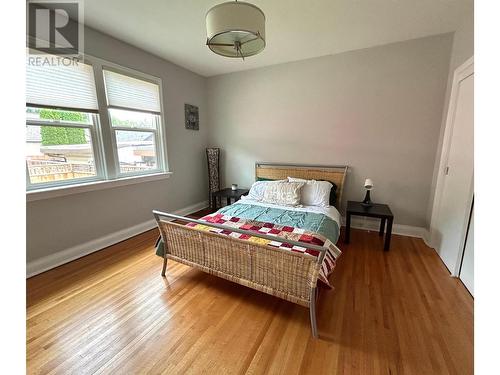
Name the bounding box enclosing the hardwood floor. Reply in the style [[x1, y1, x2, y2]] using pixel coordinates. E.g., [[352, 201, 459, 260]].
[[27, 212, 473, 375]]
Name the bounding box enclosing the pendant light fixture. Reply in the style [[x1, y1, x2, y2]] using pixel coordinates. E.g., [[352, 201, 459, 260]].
[[205, 0, 266, 59]]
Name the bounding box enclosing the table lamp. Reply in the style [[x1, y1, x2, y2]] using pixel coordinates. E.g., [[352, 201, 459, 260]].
[[361, 178, 374, 207]]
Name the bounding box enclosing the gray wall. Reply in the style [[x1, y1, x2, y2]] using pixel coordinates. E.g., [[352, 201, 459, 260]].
[[207, 34, 453, 227], [427, 13, 474, 226], [26, 27, 208, 262], [27, 28, 464, 264]]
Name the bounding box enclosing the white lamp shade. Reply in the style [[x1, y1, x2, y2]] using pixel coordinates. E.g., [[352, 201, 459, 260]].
[[364, 178, 374, 189], [206, 1, 265, 58]]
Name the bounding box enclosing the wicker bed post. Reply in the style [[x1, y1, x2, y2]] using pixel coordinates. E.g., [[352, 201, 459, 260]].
[[309, 287, 318, 338], [154, 212, 169, 277], [161, 254, 168, 277]]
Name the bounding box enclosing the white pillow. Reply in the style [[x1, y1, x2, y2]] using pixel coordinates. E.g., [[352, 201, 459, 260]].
[[261, 181, 304, 206], [247, 180, 285, 201], [287, 177, 333, 207]]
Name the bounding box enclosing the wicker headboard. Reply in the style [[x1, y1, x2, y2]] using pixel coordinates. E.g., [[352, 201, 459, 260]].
[[255, 162, 348, 209]]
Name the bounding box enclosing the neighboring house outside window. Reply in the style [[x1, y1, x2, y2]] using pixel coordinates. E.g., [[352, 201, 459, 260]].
[[25, 107, 100, 187]]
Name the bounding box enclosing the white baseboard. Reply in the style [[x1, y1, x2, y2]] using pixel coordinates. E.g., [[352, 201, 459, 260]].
[[345, 216, 427, 239], [421, 230, 433, 248], [26, 200, 208, 278], [171, 200, 209, 217]]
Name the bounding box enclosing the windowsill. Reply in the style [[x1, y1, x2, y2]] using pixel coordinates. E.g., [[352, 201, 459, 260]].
[[26, 172, 172, 202]]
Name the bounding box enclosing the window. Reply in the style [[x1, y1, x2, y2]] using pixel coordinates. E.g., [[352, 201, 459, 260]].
[[103, 69, 164, 176], [26, 54, 103, 189], [26, 108, 101, 187], [109, 109, 160, 174], [26, 51, 167, 193]]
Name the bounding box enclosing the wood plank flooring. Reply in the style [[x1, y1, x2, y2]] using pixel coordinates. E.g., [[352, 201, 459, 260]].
[[27, 212, 473, 374]]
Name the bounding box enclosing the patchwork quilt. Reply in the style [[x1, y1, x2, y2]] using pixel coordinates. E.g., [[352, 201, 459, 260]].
[[157, 209, 342, 287]]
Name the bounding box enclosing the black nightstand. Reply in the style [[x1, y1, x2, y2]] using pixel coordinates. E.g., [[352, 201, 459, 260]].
[[345, 200, 394, 251], [212, 188, 249, 209]]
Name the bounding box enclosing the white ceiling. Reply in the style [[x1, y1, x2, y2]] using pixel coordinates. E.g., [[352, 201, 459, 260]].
[[80, 0, 473, 77]]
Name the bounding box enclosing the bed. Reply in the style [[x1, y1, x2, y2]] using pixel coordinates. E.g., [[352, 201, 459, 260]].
[[153, 162, 348, 338]]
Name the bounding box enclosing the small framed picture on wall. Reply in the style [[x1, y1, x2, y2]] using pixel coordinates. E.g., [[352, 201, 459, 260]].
[[185, 104, 199, 130]]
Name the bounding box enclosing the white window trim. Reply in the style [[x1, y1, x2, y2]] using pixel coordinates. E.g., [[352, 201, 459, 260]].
[[25, 114, 106, 191], [25, 51, 170, 196], [101, 63, 167, 178], [27, 171, 172, 202]]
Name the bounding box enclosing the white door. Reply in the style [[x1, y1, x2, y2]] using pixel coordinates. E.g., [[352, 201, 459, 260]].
[[460, 205, 474, 295], [435, 69, 474, 274]]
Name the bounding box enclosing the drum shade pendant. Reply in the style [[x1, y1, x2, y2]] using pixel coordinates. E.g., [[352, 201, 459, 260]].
[[206, 0, 265, 59]]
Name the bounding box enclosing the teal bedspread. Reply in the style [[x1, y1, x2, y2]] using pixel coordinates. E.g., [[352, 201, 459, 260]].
[[156, 202, 340, 257]]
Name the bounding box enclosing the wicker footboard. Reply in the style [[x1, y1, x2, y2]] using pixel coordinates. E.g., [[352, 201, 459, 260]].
[[153, 210, 326, 338]]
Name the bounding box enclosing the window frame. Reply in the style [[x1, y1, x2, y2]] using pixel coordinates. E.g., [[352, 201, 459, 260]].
[[99, 62, 168, 179], [25, 50, 169, 193], [111, 118, 164, 177], [25, 111, 106, 191], [104, 91, 165, 177]]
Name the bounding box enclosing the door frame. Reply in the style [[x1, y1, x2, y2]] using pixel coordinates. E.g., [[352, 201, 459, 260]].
[[429, 56, 474, 276]]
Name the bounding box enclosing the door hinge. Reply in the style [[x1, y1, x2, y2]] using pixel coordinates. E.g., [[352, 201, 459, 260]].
[[444, 166, 449, 175]]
